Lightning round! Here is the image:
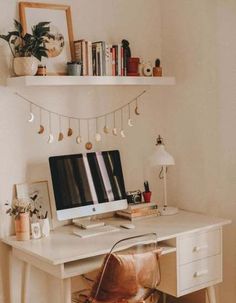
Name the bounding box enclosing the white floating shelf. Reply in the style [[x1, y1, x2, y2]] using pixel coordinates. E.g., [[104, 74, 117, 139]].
[[7, 76, 176, 87]]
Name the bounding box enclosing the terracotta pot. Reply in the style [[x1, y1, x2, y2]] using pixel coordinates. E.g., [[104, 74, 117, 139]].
[[15, 213, 30, 241], [13, 57, 38, 76]]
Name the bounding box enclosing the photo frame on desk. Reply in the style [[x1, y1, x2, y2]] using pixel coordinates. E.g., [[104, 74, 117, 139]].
[[19, 2, 75, 75], [16, 180, 52, 224]]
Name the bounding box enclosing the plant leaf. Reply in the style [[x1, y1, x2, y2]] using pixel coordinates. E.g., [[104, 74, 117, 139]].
[[14, 19, 23, 33]]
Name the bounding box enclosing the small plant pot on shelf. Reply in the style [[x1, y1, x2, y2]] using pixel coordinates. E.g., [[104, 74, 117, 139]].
[[14, 213, 30, 241], [13, 57, 38, 76]]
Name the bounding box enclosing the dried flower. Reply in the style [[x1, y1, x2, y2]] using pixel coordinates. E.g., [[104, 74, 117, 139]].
[[5, 198, 39, 219]]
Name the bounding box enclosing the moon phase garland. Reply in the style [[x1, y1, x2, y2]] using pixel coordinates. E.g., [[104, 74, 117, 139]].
[[15, 90, 147, 150]]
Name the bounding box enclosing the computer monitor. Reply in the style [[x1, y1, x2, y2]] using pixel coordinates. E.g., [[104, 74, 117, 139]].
[[49, 150, 127, 222]]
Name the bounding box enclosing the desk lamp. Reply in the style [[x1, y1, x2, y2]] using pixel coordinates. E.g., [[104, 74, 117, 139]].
[[152, 135, 178, 216]]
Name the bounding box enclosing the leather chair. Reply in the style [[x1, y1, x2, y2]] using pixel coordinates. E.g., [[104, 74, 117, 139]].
[[72, 233, 162, 303]]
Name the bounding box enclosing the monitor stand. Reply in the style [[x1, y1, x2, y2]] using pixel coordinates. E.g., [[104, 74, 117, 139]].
[[72, 216, 105, 229]]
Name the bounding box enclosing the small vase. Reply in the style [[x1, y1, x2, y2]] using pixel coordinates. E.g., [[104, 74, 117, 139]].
[[13, 57, 38, 76], [40, 218, 50, 237], [15, 213, 30, 241]]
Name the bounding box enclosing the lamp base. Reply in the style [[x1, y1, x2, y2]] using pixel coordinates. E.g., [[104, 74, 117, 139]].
[[159, 206, 179, 216]]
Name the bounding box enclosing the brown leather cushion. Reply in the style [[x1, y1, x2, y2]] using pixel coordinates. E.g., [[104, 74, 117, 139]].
[[91, 249, 161, 303]]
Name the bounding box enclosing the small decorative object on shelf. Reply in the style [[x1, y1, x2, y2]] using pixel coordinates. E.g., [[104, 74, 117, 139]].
[[0, 20, 50, 76], [67, 61, 81, 76], [153, 59, 162, 77], [36, 65, 47, 76], [122, 39, 131, 76], [142, 62, 153, 77], [127, 57, 140, 76], [143, 181, 152, 203]]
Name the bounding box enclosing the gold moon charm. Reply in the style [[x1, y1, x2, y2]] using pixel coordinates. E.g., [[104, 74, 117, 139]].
[[58, 132, 64, 141], [128, 118, 134, 127], [47, 134, 54, 144], [135, 106, 140, 115], [76, 135, 82, 144], [67, 128, 73, 137], [112, 128, 117, 136], [38, 125, 45, 134], [120, 129, 126, 138], [85, 142, 93, 150], [95, 133, 102, 142], [103, 126, 109, 134], [28, 112, 35, 123]]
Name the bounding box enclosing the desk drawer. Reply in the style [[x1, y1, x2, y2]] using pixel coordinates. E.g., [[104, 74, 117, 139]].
[[179, 254, 221, 291], [179, 228, 221, 265]]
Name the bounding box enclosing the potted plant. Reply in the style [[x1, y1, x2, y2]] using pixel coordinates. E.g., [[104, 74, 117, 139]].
[[0, 20, 50, 76], [5, 198, 34, 241]]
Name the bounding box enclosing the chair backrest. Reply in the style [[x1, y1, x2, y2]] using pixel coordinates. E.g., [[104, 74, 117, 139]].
[[90, 233, 162, 303]]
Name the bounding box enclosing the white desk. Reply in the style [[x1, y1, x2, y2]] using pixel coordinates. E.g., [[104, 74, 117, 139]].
[[2, 210, 231, 303]]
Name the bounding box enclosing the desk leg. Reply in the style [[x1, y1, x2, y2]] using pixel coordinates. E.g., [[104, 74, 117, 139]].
[[206, 286, 217, 303], [21, 262, 31, 303], [62, 278, 71, 303]]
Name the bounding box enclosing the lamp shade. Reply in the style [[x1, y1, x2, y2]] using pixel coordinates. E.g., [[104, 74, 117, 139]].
[[151, 136, 175, 166]]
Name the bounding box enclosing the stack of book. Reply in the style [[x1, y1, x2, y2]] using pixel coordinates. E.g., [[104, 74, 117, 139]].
[[116, 202, 159, 221], [74, 39, 127, 76]]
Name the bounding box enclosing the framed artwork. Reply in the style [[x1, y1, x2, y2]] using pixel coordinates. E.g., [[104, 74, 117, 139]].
[[31, 222, 41, 239], [16, 180, 52, 222], [19, 2, 75, 75]]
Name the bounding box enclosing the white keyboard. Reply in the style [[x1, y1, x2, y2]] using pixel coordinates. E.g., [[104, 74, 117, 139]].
[[73, 225, 120, 238]]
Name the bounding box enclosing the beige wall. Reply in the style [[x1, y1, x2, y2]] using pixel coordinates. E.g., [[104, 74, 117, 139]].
[[160, 0, 236, 302], [0, 0, 163, 302], [0, 0, 235, 302]]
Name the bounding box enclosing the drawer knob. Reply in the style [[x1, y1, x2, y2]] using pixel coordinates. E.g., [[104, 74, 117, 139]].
[[193, 269, 208, 278], [193, 245, 208, 252]]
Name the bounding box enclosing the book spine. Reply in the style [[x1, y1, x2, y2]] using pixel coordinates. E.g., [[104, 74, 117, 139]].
[[82, 40, 87, 76], [117, 44, 122, 76], [87, 41, 93, 76], [122, 205, 158, 214], [123, 48, 127, 76], [92, 43, 97, 75], [74, 40, 83, 63], [101, 41, 106, 76], [121, 46, 124, 76], [111, 46, 116, 76], [105, 44, 112, 76]]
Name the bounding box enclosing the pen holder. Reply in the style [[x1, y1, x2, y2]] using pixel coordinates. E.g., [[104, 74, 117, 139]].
[[143, 191, 152, 203], [40, 218, 50, 237]]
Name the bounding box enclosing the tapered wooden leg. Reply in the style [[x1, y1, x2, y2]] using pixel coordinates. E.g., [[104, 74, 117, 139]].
[[62, 278, 71, 303], [9, 251, 13, 303], [206, 286, 217, 303], [21, 262, 31, 303]]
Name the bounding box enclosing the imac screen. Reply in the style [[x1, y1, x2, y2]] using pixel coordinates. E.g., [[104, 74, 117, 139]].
[[49, 150, 126, 211]]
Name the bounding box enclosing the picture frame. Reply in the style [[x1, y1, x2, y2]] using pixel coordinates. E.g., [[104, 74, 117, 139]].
[[16, 180, 52, 223], [31, 222, 41, 239], [19, 2, 75, 75]]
